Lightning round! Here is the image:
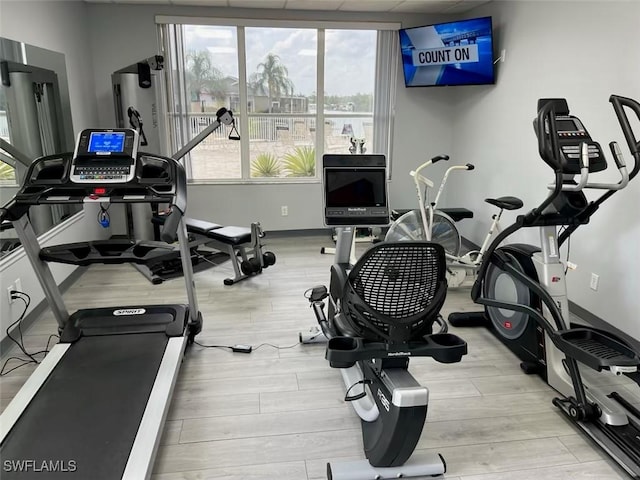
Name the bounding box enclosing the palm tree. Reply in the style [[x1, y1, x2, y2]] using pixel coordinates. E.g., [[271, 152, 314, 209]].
[[249, 53, 295, 113], [185, 50, 226, 105]]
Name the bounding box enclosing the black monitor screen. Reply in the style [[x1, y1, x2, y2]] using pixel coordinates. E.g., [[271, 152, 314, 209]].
[[325, 168, 386, 208], [556, 118, 583, 132]]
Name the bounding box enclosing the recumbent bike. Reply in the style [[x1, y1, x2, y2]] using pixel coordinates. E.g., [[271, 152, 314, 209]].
[[306, 154, 467, 480]]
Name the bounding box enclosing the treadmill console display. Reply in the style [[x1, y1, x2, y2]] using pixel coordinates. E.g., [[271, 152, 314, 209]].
[[88, 131, 126, 153], [70, 128, 139, 183]]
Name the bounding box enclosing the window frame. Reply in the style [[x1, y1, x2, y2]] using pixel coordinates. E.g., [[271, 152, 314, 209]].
[[157, 16, 399, 184]]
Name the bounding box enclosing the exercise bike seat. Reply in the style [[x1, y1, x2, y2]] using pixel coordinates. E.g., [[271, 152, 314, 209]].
[[485, 196, 524, 211]]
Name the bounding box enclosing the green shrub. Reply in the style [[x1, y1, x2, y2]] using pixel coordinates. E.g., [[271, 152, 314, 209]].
[[0, 162, 16, 181], [282, 146, 315, 177], [251, 152, 281, 177]]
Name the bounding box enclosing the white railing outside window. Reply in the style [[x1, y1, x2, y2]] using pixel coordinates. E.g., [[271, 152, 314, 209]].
[[158, 18, 398, 182]]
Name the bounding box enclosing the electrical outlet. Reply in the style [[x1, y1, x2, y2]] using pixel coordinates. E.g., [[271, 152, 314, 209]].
[[6, 278, 22, 304], [501, 49, 506, 62], [281, 205, 288, 216], [7, 284, 15, 304], [590, 273, 599, 291]]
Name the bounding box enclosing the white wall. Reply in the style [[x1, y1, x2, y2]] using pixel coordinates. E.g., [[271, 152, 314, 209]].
[[85, 3, 456, 230], [0, 0, 105, 342], [0, 0, 99, 135], [448, 1, 640, 338]]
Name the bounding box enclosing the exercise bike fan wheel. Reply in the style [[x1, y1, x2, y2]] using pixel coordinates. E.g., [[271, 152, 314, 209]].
[[385, 209, 461, 257]]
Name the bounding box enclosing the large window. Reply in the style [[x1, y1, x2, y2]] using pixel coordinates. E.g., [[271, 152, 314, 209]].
[[158, 18, 398, 182]]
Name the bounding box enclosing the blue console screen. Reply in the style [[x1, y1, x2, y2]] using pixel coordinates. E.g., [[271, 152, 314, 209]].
[[88, 132, 125, 153]]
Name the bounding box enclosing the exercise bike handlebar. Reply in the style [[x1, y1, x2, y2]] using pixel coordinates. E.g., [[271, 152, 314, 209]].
[[411, 155, 449, 187], [433, 164, 476, 207]]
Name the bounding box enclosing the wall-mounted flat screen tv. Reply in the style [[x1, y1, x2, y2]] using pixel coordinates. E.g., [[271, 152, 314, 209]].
[[399, 16, 495, 87]]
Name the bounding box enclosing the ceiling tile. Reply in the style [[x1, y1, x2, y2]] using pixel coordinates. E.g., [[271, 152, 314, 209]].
[[444, 0, 491, 12], [228, 0, 286, 7], [112, 0, 170, 3], [391, 1, 458, 13], [85, 0, 493, 13], [338, 0, 404, 12], [285, 0, 344, 10], [170, 0, 229, 5]]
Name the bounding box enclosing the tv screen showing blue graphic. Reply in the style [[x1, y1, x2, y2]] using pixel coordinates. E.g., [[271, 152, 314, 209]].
[[88, 132, 126, 153], [399, 17, 495, 87]]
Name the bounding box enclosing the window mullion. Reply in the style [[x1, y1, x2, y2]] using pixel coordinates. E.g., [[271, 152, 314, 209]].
[[175, 25, 193, 179], [316, 28, 325, 176], [373, 30, 398, 179], [237, 26, 250, 180]]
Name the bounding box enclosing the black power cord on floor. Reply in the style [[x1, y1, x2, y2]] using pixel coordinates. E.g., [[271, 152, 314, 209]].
[[0, 291, 60, 377], [193, 340, 301, 354]]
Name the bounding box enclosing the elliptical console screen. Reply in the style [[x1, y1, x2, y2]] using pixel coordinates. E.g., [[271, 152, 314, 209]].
[[554, 115, 606, 174], [323, 154, 389, 226], [88, 132, 126, 154], [70, 128, 139, 184]]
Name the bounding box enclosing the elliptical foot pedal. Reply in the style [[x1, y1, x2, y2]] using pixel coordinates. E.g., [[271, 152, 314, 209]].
[[554, 328, 640, 372], [327, 451, 446, 480]]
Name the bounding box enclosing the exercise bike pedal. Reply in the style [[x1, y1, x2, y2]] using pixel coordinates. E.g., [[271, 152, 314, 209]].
[[554, 327, 640, 373]]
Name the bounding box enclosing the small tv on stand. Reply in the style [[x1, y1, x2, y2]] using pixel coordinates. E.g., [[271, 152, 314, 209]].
[[322, 154, 389, 226]]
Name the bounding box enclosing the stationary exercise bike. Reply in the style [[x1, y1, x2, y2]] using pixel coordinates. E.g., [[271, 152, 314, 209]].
[[450, 95, 640, 476], [306, 153, 467, 480], [386, 155, 523, 287]]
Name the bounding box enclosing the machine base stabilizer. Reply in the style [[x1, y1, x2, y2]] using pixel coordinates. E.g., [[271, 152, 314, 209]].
[[327, 451, 446, 480]]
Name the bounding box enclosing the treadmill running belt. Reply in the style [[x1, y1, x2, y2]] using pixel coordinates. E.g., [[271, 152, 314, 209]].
[[1, 333, 170, 479]]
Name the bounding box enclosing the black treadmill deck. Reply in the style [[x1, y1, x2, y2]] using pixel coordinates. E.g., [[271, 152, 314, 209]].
[[1, 334, 168, 479], [1, 305, 189, 479]]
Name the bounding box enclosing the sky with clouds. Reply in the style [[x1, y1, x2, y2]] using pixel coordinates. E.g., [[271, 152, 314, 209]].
[[184, 25, 376, 97]]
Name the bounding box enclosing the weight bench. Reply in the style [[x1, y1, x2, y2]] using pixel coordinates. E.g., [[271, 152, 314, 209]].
[[146, 216, 275, 286]]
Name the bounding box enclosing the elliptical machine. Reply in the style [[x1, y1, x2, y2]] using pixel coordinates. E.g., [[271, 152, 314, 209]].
[[307, 154, 467, 480], [450, 95, 640, 476]]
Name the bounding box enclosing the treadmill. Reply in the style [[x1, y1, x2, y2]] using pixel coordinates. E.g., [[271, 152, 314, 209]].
[[0, 128, 202, 479]]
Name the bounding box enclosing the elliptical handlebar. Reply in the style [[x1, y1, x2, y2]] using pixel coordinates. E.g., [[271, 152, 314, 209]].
[[610, 94, 640, 157], [536, 100, 563, 172]]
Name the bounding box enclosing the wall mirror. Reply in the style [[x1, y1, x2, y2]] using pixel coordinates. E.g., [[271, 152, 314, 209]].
[[0, 37, 78, 250]]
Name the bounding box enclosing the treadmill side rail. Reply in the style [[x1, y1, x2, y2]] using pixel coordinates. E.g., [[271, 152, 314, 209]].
[[0, 344, 70, 442], [122, 335, 187, 480]]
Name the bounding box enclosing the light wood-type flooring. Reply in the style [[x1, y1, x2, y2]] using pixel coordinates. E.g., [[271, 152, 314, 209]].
[[0, 234, 633, 479]]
